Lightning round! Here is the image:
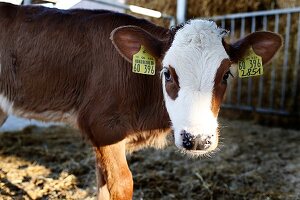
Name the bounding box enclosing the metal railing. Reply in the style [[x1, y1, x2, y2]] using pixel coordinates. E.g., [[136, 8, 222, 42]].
[[212, 8, 300, 116]]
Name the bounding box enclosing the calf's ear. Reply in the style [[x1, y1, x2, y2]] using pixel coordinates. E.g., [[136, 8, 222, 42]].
[[110, 25, 165, 63], [223, 31, 282, 65]]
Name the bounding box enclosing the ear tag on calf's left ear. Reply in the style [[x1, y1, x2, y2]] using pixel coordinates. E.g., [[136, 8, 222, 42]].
[[238, 47, 263, 78], [132, 45, 156, 75]]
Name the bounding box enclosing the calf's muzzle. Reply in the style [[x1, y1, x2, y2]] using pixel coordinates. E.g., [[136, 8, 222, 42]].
[[182, 130, 212, 151]]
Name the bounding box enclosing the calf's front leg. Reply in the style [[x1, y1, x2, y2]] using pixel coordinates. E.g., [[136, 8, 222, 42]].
[[94, 140, 133, 200]]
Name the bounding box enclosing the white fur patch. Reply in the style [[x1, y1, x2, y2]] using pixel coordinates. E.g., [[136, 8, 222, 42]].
[[15, 109, 78, 127], [0, 94, 14, 114], [162, 20, 229, 153], [0, 93, 77, 127]]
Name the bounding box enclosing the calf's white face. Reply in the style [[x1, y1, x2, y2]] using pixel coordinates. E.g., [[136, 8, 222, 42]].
[[111, 19, 282, 156], [161, 20, 229, 155]]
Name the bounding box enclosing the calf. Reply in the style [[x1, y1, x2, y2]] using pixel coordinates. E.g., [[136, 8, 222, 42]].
[[0, 3, 282, 200]]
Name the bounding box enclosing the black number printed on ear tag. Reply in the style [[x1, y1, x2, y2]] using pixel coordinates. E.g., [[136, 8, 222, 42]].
[[132, 46, 156, 75], [238, 48, 263, 78]]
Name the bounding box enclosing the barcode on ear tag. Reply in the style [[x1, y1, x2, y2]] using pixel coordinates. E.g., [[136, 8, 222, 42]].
[[238, 48, 263, 78], [132, 45, 156, 75]]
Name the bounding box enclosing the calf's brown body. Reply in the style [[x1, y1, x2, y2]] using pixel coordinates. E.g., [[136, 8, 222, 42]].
[[0, 3, 171, 199]]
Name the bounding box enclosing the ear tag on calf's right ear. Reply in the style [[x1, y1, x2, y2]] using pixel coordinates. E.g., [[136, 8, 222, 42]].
[[238, 47, 263, 78], [132, 45, 156, 75]]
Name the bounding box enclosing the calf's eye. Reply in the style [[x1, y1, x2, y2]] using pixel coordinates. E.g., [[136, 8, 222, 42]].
[[164, 70, 172, 82], [222, 70, 233, 84]]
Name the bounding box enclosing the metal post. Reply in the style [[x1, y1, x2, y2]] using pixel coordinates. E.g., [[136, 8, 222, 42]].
[[247, 16, 256, 107], [226, 18, 235, 105], [177, 0, 187, 24], [258, 15, 268, 108], [23, 0, 32, 5], [269, 14, 279, 109], [280, 13, 291, 110], [237, 18, 245, 106], [292, 13, 300, 113]]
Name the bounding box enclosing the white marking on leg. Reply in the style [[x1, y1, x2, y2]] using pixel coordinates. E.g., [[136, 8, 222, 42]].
[[0, 94, 14, 114]]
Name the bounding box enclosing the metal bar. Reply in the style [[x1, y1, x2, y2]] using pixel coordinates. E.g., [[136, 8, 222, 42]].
[[212, 7, 300, 20], [292, 13, 300, 113], [221, 104, 253, 111], [226, 18, 235, 105], [176, 0, 187, 24], [23, 0, 32, 5], [280, 13, 291, 110], [262, 15, 268, 30], [247, 16, 256, 105], [221, 105, 290, 116], [230, 18, 235, 42], [294, 62, 300, 113], [237, 18, 245, 106], [221, 19, 225, 29], [169, 18, 176, 27], [254, 108, 289, 115], [269, 14, 279, 109], [258, 15, 268, 108]]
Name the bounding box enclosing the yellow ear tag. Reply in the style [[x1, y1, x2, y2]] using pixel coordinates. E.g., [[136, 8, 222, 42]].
[[132, 45, 156, 75], [238, 47, 263, 78]]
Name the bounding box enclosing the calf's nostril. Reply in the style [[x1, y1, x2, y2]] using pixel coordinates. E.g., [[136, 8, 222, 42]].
[[194, 137, 212, 151], [182, 131, 194, 149]]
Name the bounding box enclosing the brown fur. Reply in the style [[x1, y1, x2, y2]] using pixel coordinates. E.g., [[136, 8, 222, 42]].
[[212, 59, 231, 117], [165, 66, 180, 100]]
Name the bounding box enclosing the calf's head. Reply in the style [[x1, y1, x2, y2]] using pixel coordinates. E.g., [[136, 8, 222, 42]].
[[111, 19, 282, 156]]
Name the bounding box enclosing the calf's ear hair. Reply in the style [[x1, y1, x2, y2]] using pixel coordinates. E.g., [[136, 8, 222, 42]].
[[223, 31, 282, 65], [110, 25, 164, 63]]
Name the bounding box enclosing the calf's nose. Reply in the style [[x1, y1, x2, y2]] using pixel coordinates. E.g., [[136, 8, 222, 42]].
[[182, 131, 212, 151]]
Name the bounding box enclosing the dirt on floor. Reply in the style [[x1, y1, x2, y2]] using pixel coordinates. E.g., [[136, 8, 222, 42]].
[[0, 119, 299, 200]]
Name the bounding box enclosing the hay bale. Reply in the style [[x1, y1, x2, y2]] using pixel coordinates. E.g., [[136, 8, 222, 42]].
[[277, 0, 300, 8], [187, 0, 275, 18]]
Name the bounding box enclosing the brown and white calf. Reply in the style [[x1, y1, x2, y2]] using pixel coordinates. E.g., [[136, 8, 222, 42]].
[[0, 3, 282, 200]]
